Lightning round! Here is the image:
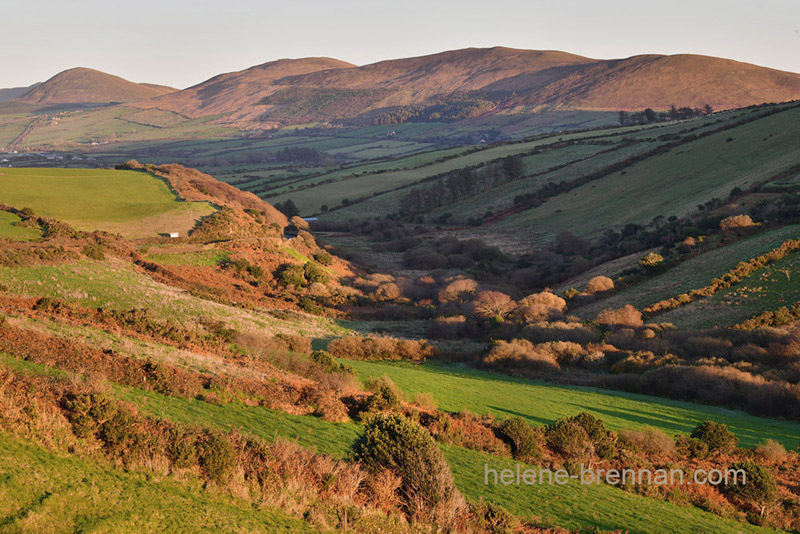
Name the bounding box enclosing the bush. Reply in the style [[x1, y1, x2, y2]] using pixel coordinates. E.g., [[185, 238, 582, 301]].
[[585, 276, 614, 294], [675, 435, 709, 458], [720, 214, 755, 231], [327, 336, 435, 362], [497, 417, 542, 460], [638, 252, 664, 269], [569, 412, 617, 459], [473, 291, 515, 321], [619, 427, 676, 459], [277, 264, 306, 287], [412, 392, 438, 411], [691, 421, 738, 454], [352, 414, 461, 516], [362, 384, 403, 415], [61, 392, 116, 438], [303, 262, 328, 284], [545, 419, 594, 461], [723, 460, 778, 517], [438, 278, 478, 303], [314, 251, 334, 265], [168, 430, 197, 469], [754, 439, 787, 463], [82, 243, 106, 261], [483, 339, 559, 371], [197, 432, 237, 484], [596, 305, 643, 328]]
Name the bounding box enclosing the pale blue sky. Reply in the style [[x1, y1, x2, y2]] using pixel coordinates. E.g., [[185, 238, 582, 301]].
[[3, 0, 799, 89]]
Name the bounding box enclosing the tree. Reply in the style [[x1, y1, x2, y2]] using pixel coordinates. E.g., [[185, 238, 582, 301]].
[[639, 252, 664, 269], [473, 291, 515, 321], [279, 199, 299, 218], [618, 110, 628, 126], [644, 108, 657, 123], [704, 104, 713, 115]]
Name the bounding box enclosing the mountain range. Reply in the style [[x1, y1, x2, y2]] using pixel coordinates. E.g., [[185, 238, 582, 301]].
[[5, 47, 800, 128]]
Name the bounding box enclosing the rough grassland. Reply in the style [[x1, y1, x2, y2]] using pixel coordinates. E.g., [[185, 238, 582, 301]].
[[574, 224, 800, 319], [0, 168, 215, 238], [2, 355, 772, 533], [499, 106, 800, 239], [658, 249, 800, 328], [345, 360, 800, 449], [0, 259, 347, 337], [0, 433, 317, 533]]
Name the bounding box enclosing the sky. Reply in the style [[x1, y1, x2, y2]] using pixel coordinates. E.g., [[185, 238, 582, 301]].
[[3, 0, 799, 89]]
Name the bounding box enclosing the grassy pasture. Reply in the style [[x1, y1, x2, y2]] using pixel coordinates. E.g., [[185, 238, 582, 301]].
[[574, 224, 800, 319], [0, 211, 41, 241], [0, 167, 215, 238], [345, 360, 800, 449], [0, 433, 317, 533], [658, 248, 800, 328], [499, 106, 800, 239], [0, 259, 346, 338]]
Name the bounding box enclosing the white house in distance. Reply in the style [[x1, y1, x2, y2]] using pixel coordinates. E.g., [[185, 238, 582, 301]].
[[169, 232, 179, 238]]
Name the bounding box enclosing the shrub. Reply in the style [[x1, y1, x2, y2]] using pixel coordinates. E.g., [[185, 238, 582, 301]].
[[723, 460, 779, 517], [412, 392, 438, 411], [675, 435, 709, 458], [596, 305, 643, 328], [168, 430, 197, 469], [352, 414, 461, 516], [518, 291, 567, 312], [437, 278, 479, 303], [691, 421, 738, 454], [639, 252, 664, 269], [197, 432, 237, 484], [754, 439, 787, 463], [314, 251, 334, 265], [473, 291, 515, 321], [276, 264, 306, 287], [303, 262, 328, 284], [82, 243, 106, 261], [545, 419, 594, 461], [483, 339, 559, 371], [362, 385, 403, 415], [619, 427, 676, 459], [327, 336, 434, 362], [585, 276, 614, 294], [720, 214, 755, 231], [569, 412, 617, 459], [61, 392, 116, 438], [497, 417, 542, 460]]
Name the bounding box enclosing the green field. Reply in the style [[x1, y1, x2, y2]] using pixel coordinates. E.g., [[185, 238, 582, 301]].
[[0, 211, 41, 241], [344, 360, 800, 449], [0, 433, 317, 533], [574, 224, 800, 320], [499, 106, 800, 239], [0, 168, 215, 238], [0, 259, 346, 337], [659, 249, 800, 328]]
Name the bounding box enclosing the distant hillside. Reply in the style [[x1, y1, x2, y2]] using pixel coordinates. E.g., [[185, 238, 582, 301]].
[[133, 47, 800, 128], [0, 84, 39, 102], [16, 67, 177, 104]]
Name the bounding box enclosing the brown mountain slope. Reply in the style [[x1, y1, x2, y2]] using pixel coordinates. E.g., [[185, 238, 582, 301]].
[[0, 84, 40, 102], [16, 68, 177, 104], [132, 47, 800, 128], [134, 57, 355, 124]]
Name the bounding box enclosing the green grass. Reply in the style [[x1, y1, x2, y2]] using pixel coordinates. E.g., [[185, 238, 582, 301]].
[[0, 167, 215, 238], [575, 224, 800, 319], [144, 249, 228, 267], [0, 433, 318, 533], [500, 106, 800, 239], [659, 248, 800, 328], [1, 354, 774, 533], [344, 360, 800, 449], [0, 211, 41, 241], [0, 259, 347, 337]]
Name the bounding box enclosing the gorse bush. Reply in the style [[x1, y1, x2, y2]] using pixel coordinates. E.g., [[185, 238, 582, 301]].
[[691, 421, 738, 454], [313, 250, 334, 265], [303, 261, 328, 284], [723, 460, 779, 518], [276, 263, 306, 287], [496, 417, 542, 461], [570, 412, 617, 459], [545, 419, 594, 462], [327, 336, 435, 361], [197, 431, 237, 484], [352, 414, 461, 518]]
